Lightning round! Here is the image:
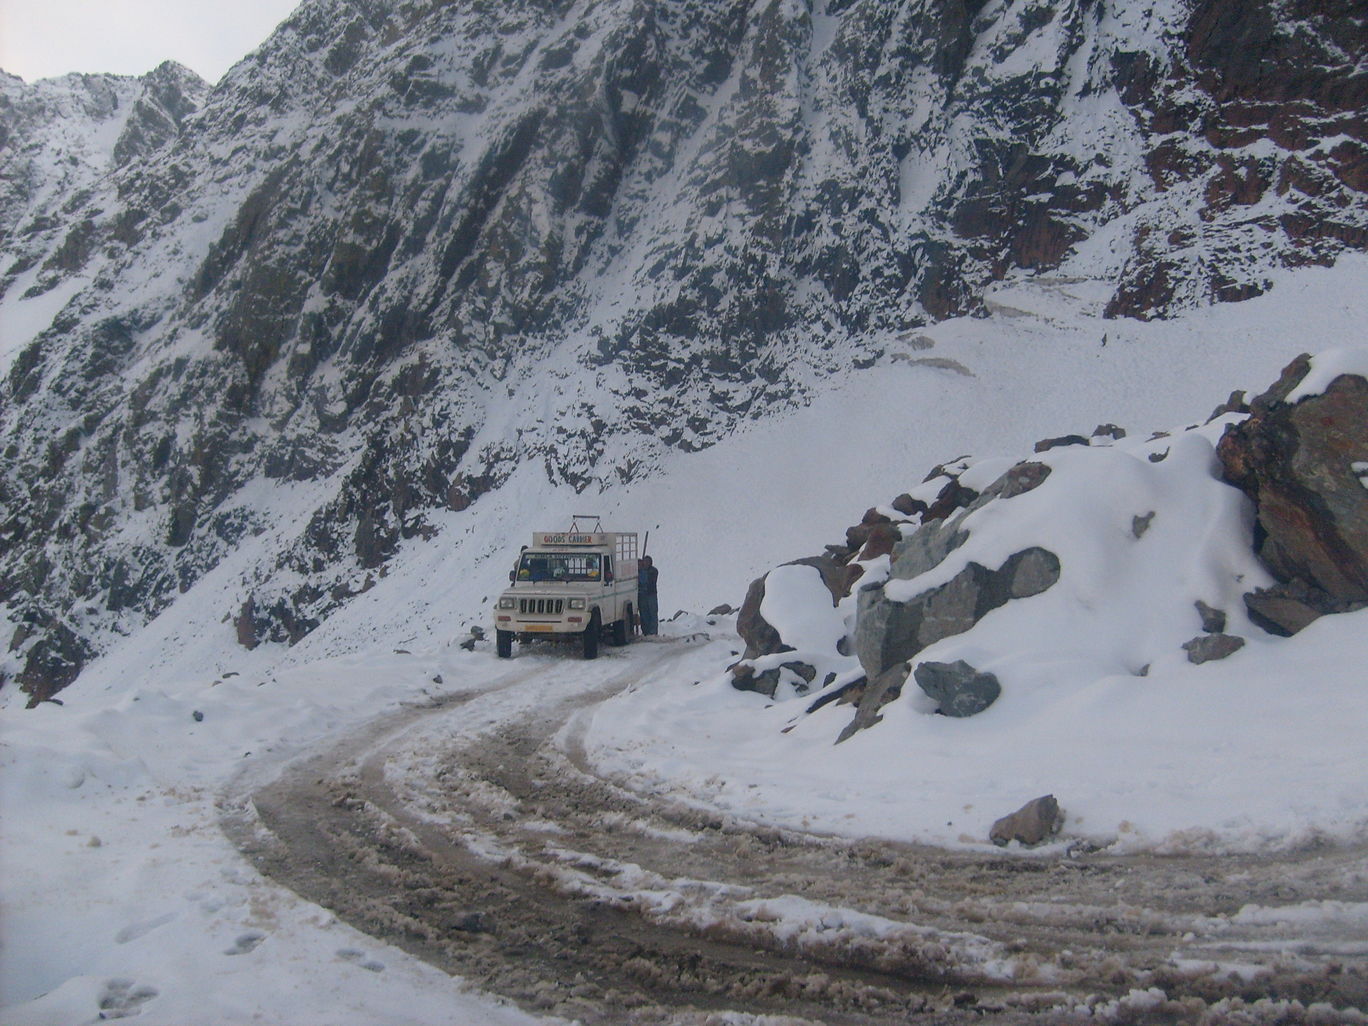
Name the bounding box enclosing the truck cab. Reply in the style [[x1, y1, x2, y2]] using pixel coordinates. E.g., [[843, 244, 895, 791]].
[[493, 518, 639, 659]]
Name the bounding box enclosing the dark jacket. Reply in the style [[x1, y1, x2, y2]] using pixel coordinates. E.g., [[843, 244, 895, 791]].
[[637, 564, 658, 598]]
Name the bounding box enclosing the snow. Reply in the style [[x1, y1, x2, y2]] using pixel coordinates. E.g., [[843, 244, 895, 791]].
[[0, 271, 90, 373], [0, 645, 569, 1023], [580, 370, 1368, 856], [583, 599, 1368, 855], [5, 258, 1368, 1022], [1287, 347, 1368, 403], [758, 564, 846, 656], [0, 648, 563, 1025]]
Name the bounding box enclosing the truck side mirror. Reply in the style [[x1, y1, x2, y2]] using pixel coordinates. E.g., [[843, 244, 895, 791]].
[[509, 570, 515, 583]]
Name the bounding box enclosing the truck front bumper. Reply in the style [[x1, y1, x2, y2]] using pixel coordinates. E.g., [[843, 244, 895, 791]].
[[495, 616, 587, 635]]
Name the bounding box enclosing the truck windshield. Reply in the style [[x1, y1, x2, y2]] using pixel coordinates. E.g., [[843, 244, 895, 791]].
[[516, 552, 601, 582]]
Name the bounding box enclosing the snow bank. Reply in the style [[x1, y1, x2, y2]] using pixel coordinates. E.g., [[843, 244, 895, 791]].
[[581, 360, 1368, 856], [0, 647, 556, 1026]]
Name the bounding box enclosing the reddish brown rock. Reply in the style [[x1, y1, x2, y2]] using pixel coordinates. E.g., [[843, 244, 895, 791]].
[[1218, 354, 1368, 634], [735, 574, 787, 662], [922, 477, 979, 523], [857, 522, 901, 561], [890, 493, 928, 518], [990, 795, 1063, 848], [235, 598, 260, 650]]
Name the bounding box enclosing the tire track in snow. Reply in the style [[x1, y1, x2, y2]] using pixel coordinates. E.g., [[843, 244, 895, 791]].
[[224, 641, 1368, 1024]]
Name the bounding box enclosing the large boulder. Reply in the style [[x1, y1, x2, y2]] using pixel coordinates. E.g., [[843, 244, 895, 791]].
[[854, 546, 1060, 679], [1217, 353, 1368, 634], [836, 462, 1057, 739], [736, 554, 851, 661], [735, 461, 1055, 713], [735, 573, 788, 662]]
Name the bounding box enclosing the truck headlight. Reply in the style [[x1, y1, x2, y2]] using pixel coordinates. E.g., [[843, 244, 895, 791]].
[[497, 597, 516, 610], [568, 598, 586, 610]]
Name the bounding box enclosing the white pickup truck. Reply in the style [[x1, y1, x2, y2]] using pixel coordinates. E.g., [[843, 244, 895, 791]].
[[493, 519, 639, 659]]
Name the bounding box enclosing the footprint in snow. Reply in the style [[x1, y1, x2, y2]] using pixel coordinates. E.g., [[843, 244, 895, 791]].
[[97, 978, 159, 1018], [115, 912, 176, 944], [336, 947, 386, 972], [224, 930, 267, 955]]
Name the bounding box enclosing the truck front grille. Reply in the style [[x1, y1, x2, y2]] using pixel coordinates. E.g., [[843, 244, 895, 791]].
[[520, 598, 564, 615]]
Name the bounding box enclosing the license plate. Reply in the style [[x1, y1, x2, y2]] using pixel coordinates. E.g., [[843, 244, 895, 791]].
[[524, 624, 554, 632]]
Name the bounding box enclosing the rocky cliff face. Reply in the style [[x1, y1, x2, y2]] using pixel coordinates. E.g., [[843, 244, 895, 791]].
[[0, 62, 208, 245], [2, 0, 1366, 702]]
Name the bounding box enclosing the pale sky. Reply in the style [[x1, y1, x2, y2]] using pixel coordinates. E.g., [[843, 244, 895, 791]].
[[0, 0, 303, 83]]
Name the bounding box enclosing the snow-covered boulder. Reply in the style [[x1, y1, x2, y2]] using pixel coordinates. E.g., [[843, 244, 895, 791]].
[[732, 560, 853, 700], [855, 544, 1061, 682], [851, 462, 1058, 691], [727, 379, 1314, 746]]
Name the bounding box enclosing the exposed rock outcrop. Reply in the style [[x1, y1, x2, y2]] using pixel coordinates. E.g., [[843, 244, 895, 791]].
[[731, 460, 1054, 699], [1107, 0, 1368, 318], [1217, 354, 1368, 635], [1182, 633, 1245, 664], [830, 462, 1057, 739]]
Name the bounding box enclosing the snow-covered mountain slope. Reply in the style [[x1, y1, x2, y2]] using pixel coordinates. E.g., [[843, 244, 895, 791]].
[[0, 63, 208, 365], [0, 62, 207, 240], [2, 0, 1366, 702], [2, 311, 1367, 1026]]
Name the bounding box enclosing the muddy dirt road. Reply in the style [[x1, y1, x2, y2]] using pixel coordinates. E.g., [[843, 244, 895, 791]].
[[222, 641, 1368, 1024]]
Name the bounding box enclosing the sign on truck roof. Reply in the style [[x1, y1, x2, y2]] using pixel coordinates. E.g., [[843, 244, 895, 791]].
[[529, 529, 639, 562], [534, 532, 611, 547]]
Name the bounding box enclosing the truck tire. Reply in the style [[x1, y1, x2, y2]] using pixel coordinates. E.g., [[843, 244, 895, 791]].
[[612, 606, 630, 647], [496, 630, 513, 659], [582, 611, 600, 660]]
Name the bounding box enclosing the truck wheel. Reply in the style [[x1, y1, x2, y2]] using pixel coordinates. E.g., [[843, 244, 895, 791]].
[[612, 607, 630, 647], [582, 612, 600, 660], [496, 630, 513, 659]]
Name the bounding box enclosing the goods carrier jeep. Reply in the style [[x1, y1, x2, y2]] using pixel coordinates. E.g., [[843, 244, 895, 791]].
[[493, 517, 639, 660]]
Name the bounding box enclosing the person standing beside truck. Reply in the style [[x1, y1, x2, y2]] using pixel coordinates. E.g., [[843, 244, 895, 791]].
[[637, 555, 659, 635]]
